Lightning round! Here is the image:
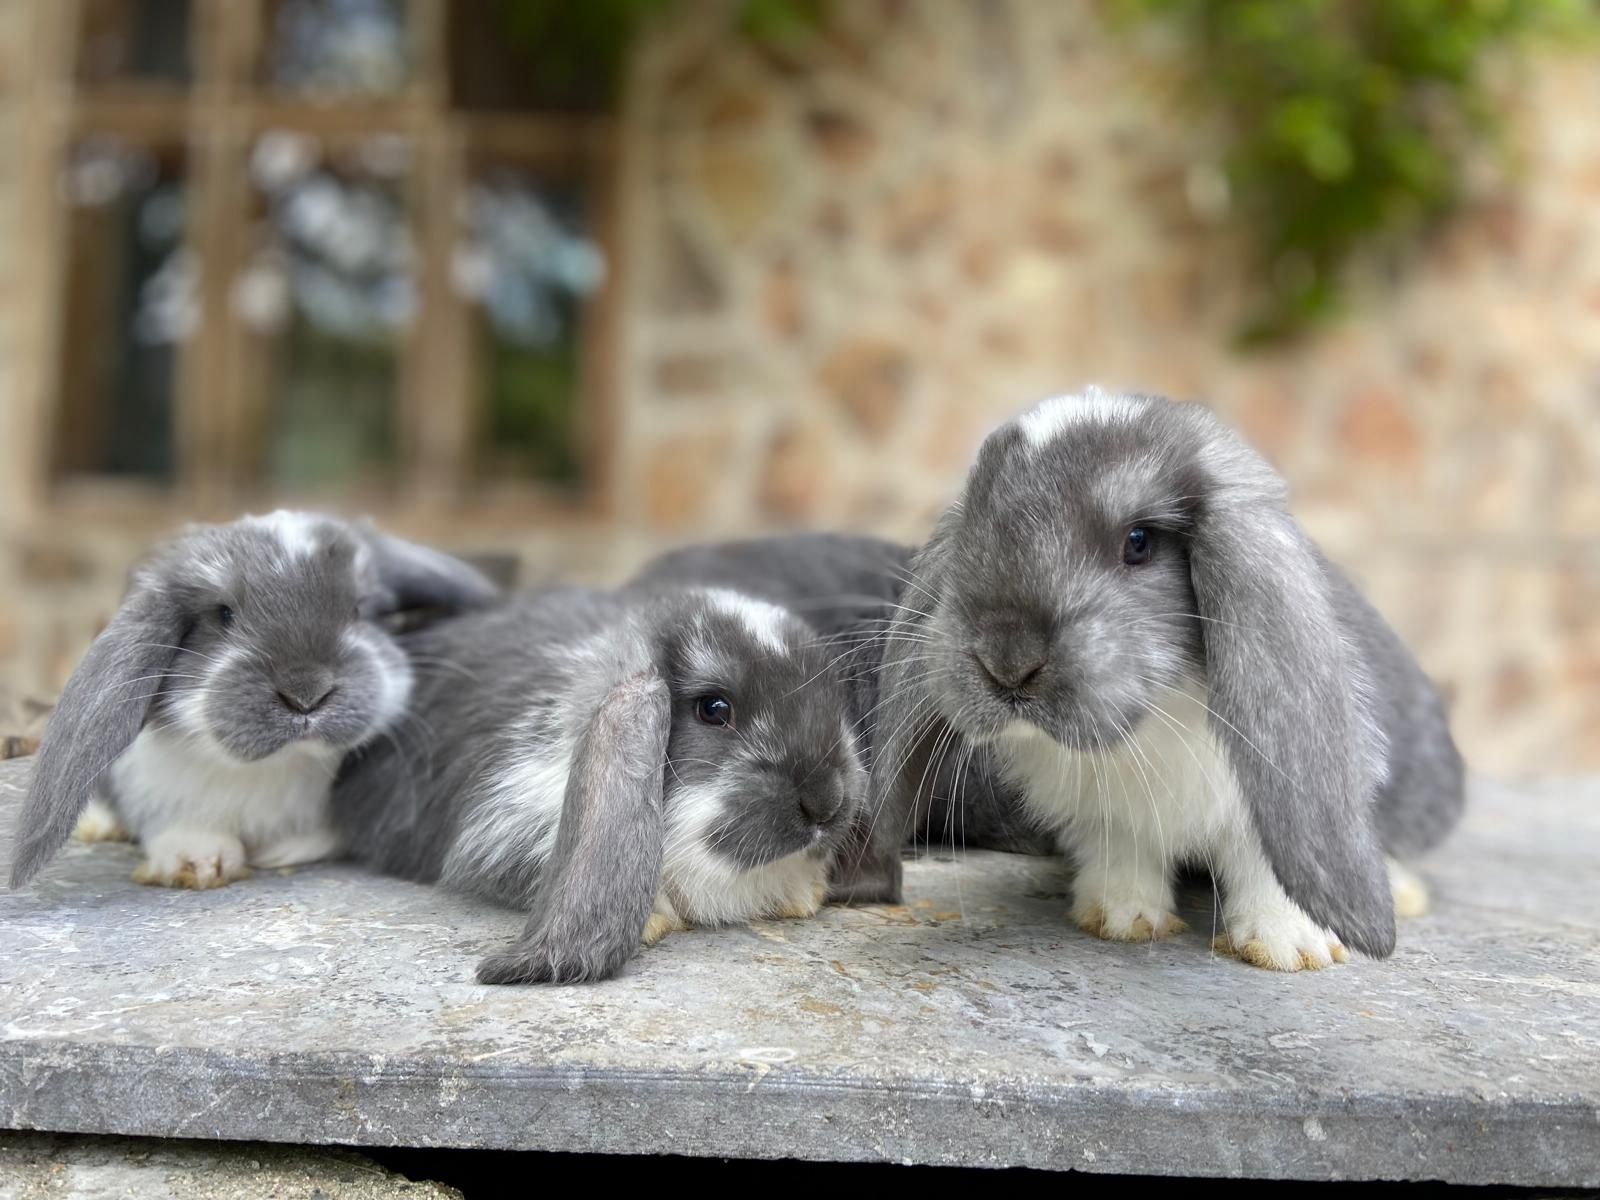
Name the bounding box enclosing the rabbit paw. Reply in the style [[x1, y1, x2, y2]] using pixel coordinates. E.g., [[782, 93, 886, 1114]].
[[249, 825, 343, 870], [641, 911, 688, 945], [1214, 903, 1348, 971], [73, 799, 131, 843], [1074, 902, 1187, 942], [767, 879, 829, 921], [133, 831, 251, 890], [1388, 858, 1430, 919], [1070, 856, 1183, 942]]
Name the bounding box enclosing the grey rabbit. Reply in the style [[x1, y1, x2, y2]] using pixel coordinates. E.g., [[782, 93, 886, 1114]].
[[332, 584, 865, 984], [8, 510, 500, 891], [633, 534, 1052, 903], [856, 389, 1464, 969]]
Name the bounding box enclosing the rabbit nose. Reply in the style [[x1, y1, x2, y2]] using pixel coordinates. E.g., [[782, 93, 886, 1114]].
[[973, 613, 1051, 694], [797, 778, 844, 825], [276, 674, 336, 715]]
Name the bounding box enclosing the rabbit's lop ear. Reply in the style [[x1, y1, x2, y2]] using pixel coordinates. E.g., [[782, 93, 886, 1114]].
[[477, 670, 670, 985], [1187, 425, 1395, 958], [359, 527, 501, 616], [10, 587, 185, 887]]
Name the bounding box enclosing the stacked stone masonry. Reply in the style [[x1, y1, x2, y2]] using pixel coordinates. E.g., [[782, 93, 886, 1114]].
[[0, 2, 1596, 775]]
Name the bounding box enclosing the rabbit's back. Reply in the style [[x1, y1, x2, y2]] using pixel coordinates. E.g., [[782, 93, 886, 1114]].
[[332, 588, 627, 893]]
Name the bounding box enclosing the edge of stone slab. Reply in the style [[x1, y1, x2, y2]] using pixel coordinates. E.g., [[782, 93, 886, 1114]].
[[2, 1042, 1596, 1186], [0, 1130, 463, 1199]]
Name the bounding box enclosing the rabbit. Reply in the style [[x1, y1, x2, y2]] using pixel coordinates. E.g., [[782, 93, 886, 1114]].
[[632, 535, 1054, 903], [7, 510, 500, 891], [331, 583, 866, 985], [861, 388, 1465, 970]]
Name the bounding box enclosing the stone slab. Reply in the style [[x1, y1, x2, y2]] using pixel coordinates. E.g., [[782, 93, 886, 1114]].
[[0, 759, 1596, 1184], [0, 1131, 460, 1199]]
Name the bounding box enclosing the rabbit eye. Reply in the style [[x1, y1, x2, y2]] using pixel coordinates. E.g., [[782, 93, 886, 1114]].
[[216, 604, 236, 629], [695, 695, 734, 727], [1123, 527, 1152, 566]]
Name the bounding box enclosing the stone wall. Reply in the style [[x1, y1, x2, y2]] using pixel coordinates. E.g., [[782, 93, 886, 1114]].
[[605, 2, 1600, 776], [0, 1, 34, 747], [1, 1, 1596, 777]]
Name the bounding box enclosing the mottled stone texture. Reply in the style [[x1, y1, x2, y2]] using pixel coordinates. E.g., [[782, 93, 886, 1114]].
[[1, 2, 1598, 776], [1, 761, 1597, 1183], [0, 1132, 462, 1199], [607, 3, 1600, 776]]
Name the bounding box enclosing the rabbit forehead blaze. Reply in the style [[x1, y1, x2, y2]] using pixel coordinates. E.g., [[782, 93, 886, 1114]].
[[962, 401, 1205, 566], [178, 517, 364, 623], [670, 597, 845, 737]]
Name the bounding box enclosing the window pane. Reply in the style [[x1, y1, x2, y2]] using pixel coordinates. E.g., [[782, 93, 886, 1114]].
[[239, 132, 413, 490], [54, 138, 191, 482], [264, 0, 411, 95], [457, 165, 604, 485], [447, 5, 615, 113], [77, 0, 192, 87]]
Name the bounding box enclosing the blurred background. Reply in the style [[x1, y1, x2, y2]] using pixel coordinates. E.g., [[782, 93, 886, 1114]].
[[0, 0, 1594, 776]]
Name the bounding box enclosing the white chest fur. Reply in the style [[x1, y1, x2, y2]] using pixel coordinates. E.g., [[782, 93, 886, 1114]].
[[109, 724, 343, 864], [997, 679, 1244, 863], [994, 678, 1349, 969]]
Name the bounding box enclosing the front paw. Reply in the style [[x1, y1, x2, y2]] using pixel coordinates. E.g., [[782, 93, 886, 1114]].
[[768, 879, 829, 921], [641, 911, 688, 945], [133, 832, 251, 890], [1074, 901, 1186, 942], [1215, 906, 1349, 971], [74, 799, 131, 844], [1387, 858, 1430, 920]]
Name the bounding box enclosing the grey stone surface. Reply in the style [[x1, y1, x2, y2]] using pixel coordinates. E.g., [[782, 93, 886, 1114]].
[[0, 757, 1596, 1185], [0, 1131, 461, 1199]]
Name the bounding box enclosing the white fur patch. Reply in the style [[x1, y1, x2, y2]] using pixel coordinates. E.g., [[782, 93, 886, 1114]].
[[110, 724, 344, 868], [245, 509, 324, 560], [997, 677, 1344, 965], [660, 779, 828, 926], [443, 717, 571, 895], [702, 588, 790, 655], [1016, 388, 1143, 448], [342, 626, 413, 739]]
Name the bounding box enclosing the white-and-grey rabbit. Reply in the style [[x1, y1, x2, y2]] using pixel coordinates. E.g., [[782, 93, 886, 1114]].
[[332, 583, 865, 984], [632, 533, 1051, 901], [8, 511, 499, 891], [855, 389, 1464, 969]]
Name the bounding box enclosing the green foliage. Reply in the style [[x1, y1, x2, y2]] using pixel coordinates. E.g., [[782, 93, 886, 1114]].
[[491, 0, 825, 104], [483, 337, 583, 487], [1115, 0, 1597, 343], [489, 0, 674, 106]]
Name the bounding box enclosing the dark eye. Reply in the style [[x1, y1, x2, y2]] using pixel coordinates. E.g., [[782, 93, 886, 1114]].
[[1123, 527, 1152, 566], [217, 605, 236, 629], [695, 695, 734, 727]]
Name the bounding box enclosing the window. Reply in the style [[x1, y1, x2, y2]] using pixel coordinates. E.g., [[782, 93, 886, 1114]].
[[54, 137, 188, 483], [28, 0, 615, 515]]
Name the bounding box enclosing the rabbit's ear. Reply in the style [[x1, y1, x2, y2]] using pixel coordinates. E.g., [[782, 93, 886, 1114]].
[[477, 670, 670, 984], [10, 588, 185, 887], [1188, 487, 1396, 957], [360, 528, 501, 616]]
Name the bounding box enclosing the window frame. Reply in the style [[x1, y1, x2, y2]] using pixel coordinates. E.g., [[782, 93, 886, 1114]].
[[16, 0, 621, 535]]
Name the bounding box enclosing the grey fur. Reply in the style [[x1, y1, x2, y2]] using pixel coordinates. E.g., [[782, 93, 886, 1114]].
[[477, 672, 670, 985], [634, 536, 1049, 903], [332, 584, 864, 985], [866, 391, 1465, 958], [9, 513, 498, 888]]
